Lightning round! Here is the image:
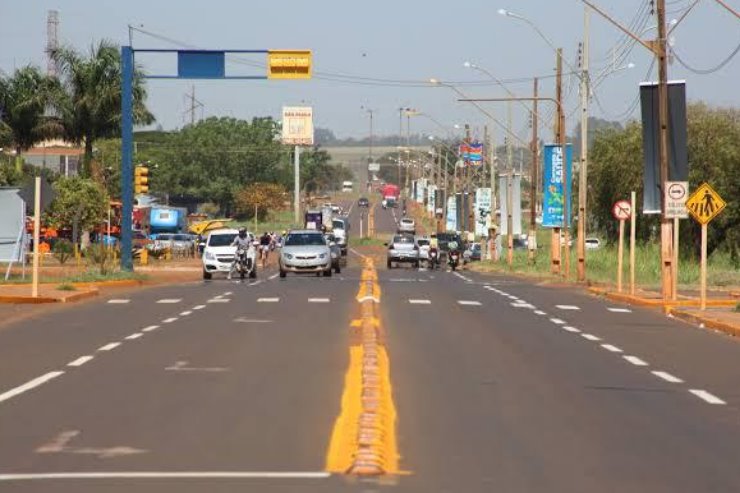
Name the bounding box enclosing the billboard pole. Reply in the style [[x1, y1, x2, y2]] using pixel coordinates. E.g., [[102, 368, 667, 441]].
[[294, 145, 300, 225]]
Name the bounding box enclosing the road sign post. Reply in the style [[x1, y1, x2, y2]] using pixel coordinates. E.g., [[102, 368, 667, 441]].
[[665, 181, 689, 300], [686, 183, 726, 310], [612, 199, 632, 293], [32, 177, 41, 298], [630, 191, 636, 295]]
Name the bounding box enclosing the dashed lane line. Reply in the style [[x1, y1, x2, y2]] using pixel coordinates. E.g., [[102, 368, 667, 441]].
[[67, 355, 94, 367], [258, 297, 280, 303], [549, 318, 566, 325], [652, 371, 684, 383], [308, 298, 330, 303], [562, 326, 581, 333], [608, 307, 632, 313], [107, 299, 130, 304], [125, 333, 143, 340], [601, 344, 623, 353], [180, 311, 193, 316], [156, 299, 182, 304], [268, 273, 279, 280], [534, 310, 547, 316], [408, 299, 432, 305], [207, 298, 230, 303], [623, 355, 649, 367], [162, 317, 179, 324], [457, 301, 482, 306], [142, 325, 160, 333], [556, 305, 580, 310], [193, 305, 206, 310], [689, 389, 726, 405], [581, 333, 601, 341], [0, 371, 65, 404], [98, 342, 121, 351]]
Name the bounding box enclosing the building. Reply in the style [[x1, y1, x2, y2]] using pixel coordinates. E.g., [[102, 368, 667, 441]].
[[21, 140, 83, 176]]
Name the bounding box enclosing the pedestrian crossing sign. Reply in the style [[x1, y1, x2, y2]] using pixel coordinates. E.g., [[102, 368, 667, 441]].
[[685, 182, 726, 225]]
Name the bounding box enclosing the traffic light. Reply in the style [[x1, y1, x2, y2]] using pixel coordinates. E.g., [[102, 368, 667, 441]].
[[134, 165, 149, 194]]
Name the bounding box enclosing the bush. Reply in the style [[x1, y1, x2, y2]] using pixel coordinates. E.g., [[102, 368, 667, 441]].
[[53, 239, 74, 265], [84, 244, 118, 275]]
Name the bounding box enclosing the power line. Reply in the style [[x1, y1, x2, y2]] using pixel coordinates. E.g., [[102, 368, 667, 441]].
[[672, 41, 740, 74]]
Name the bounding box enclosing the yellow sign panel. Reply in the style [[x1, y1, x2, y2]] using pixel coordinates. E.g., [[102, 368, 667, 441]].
[[685, 182, 726, 225], [268, 50, 312, 79]]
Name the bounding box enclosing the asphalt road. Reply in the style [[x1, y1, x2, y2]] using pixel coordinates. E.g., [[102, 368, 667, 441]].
[[1, 200, 740, 492]]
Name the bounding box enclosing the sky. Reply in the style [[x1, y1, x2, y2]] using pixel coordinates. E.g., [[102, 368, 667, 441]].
[[1, 0, 738, 143]]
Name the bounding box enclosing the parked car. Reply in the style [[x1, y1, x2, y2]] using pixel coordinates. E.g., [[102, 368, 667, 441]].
[[358, 197, 369, 208], [324, 233, 344, 273], [386, 233, 419, 269], [463, 243, 482, 263], [279, 230, 333, 278], [202, 229, 255, 280], [585, 237, 602, 250], [398, 218, 416, 235]]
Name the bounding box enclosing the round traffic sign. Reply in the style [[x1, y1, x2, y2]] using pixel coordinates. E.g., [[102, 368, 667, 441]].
[[612, 200, 632, 221], [668, 182, 687, 201]]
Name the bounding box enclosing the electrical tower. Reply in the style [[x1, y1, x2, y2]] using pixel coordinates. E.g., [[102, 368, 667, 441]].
[[46, 10, 59, 77]]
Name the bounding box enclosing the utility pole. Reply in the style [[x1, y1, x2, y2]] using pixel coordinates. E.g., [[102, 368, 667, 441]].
[[398, 108, 404, 186], [657, 0, 675, 300], [552, 48, 564, 275], [405, 111, 412, 194], [464, 123, 471, 233], [529, 77, 539, 263], [559, 48, 571, 279], [186, 85, 204, 126], [577, 6, 590, 282]]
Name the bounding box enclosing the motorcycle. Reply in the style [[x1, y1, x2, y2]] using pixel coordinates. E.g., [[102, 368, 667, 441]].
[[230, 245, 257, 280], [428, 248, 439, 270], [448, 250, 460, 271]]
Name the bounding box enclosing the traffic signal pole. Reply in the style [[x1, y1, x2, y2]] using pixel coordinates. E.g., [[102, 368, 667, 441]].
[[120, 46, 134, 271]]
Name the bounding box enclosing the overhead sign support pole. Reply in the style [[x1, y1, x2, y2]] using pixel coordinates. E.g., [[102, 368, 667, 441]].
[[120, 45, 134, 271]]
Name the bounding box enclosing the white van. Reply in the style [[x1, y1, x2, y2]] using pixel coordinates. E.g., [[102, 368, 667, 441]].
[[342, 181, 353, 192]]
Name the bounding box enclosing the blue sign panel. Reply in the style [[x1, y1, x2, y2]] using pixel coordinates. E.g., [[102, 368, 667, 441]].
[[542, 144, 573, 228], [178, 51, 225, 79]]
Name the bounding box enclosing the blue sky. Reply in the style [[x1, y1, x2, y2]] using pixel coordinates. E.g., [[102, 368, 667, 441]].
[[2, 0, 738, 141]]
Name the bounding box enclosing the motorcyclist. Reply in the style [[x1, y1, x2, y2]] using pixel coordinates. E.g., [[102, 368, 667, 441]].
[[428, 234, 439, 268], [229, 228, 253, 280], [447, 238, 460, 270]]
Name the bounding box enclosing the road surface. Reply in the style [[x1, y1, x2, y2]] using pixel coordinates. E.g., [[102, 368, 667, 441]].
[[1, 200, 739, 492]]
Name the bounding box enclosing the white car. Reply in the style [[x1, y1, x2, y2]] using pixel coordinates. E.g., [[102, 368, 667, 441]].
[[585, 237, 602, 250], [398, 218, 416, 234], [201, 229, 255, 280]]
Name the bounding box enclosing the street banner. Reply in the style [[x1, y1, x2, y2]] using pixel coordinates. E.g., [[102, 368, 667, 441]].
[[427, 185, 437, 214], [458, 143, 469, 160], [541, 144, 573, 228], [468, 142, 484, 164], [446, 196, 457, 231], [499, 174, 522, 236], [640, 81, 688, 214], [474, 188, 492, 237], [281, 106, 314, 146]]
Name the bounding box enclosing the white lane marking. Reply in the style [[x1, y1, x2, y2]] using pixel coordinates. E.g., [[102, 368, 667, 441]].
[[652, 371, 684, 383], [308, 298, 330, 303], [409, 299, 432, 305], [562, 326, 581, 333], [223, 291, 233, 296], [556, 305, 580, 310], [357, 295, 380, 303], [0, 371, 65, 404], [156, 299, 182, 304], [0, 472, 332, 481], [142, 325, 160, 333], [689, 389, 726, 405], [581, 333, 601, 341], [98, 342, 120, 352], [458, 301, 482, 306], [511, 303, 536, 309], [192, 305, 206, 310], [608, 307, 632, 313], [162, 317, 179, 324], [601, 344, 623, 353], [534, 310, 547, 315], [67, 356, 94, 367], [258, 297, 280, 303], [549, 318, 566, 325], [179, 311, 193, 316], [207, 298, 230, 303], [623, 355, 649, 367], [125, 333, 143, 340], [107, 299, 130, 304], [268, 273, 279, 280]]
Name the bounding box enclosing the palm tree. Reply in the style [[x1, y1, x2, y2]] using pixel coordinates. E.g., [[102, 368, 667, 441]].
[[0, 66, 61, 172], [53, 40, 154, 177]]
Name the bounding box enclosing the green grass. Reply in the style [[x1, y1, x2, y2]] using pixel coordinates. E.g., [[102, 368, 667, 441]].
[[233, 210, 300, 234], [56, 283, 77, 291], [60, 270, 148, 284], [475, 234, 739, 290]]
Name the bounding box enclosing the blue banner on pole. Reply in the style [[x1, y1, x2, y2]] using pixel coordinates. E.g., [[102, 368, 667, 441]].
[[541, 144, 573, 228]]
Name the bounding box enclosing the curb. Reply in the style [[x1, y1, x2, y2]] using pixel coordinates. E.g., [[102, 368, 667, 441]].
[[668, 308, 740, 338], [0, 288, 98, 304], [588, 287, 737, 309]]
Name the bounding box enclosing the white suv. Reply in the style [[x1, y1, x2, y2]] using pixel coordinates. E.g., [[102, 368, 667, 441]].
[[201, 229, 254, 280], [398, 218, 416, 234]]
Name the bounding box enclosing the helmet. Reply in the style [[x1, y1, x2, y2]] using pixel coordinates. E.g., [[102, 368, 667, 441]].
[[238, 228, 247, 238], [282, 230, 287, 236]]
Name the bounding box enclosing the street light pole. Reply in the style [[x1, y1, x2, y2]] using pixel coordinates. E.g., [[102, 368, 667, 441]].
[[530, 77, 539, 264], [577, 6, 590, 282]]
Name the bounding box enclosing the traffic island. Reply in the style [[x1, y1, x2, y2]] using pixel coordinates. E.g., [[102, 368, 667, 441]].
[[668, 306, 740, 338], [0, 284, 99, 304]]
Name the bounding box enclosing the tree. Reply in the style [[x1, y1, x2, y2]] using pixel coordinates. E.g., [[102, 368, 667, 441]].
[[53, 40, 154, 177], [0, 66, 61, 172], [46, 176, 109, 234], [235, 182, 287, 220]]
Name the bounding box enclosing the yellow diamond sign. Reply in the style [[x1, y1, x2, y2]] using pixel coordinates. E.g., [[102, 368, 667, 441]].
[[685, 182, 726, 225]]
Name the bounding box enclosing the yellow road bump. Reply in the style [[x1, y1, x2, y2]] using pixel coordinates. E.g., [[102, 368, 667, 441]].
[[326, 258, 400, 476]]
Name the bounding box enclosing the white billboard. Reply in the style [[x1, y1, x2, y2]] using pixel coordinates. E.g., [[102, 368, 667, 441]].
[[474, 188, 492, 237], [281, 106, 314, 146]]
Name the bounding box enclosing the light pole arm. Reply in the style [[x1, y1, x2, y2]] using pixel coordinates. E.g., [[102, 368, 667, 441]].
[[579, 0, 657, 54]]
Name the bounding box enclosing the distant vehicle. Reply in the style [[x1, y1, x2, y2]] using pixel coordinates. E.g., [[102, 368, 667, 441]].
[[279, 230, 333, 278], [585, 237, 602, 250], [513, 237, 529, 250], [304, 210, 323, 230], [342, 181, 353, 192], [463, 243, 482, 263], [436, 232, 463, 253], [398, 218, 416, 235], [358, 197, 369, 208], [332, 217, 350, 255], [202, 228, 255, 280], [324, 233, 343, 273], [386, 233, 419, 269]]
